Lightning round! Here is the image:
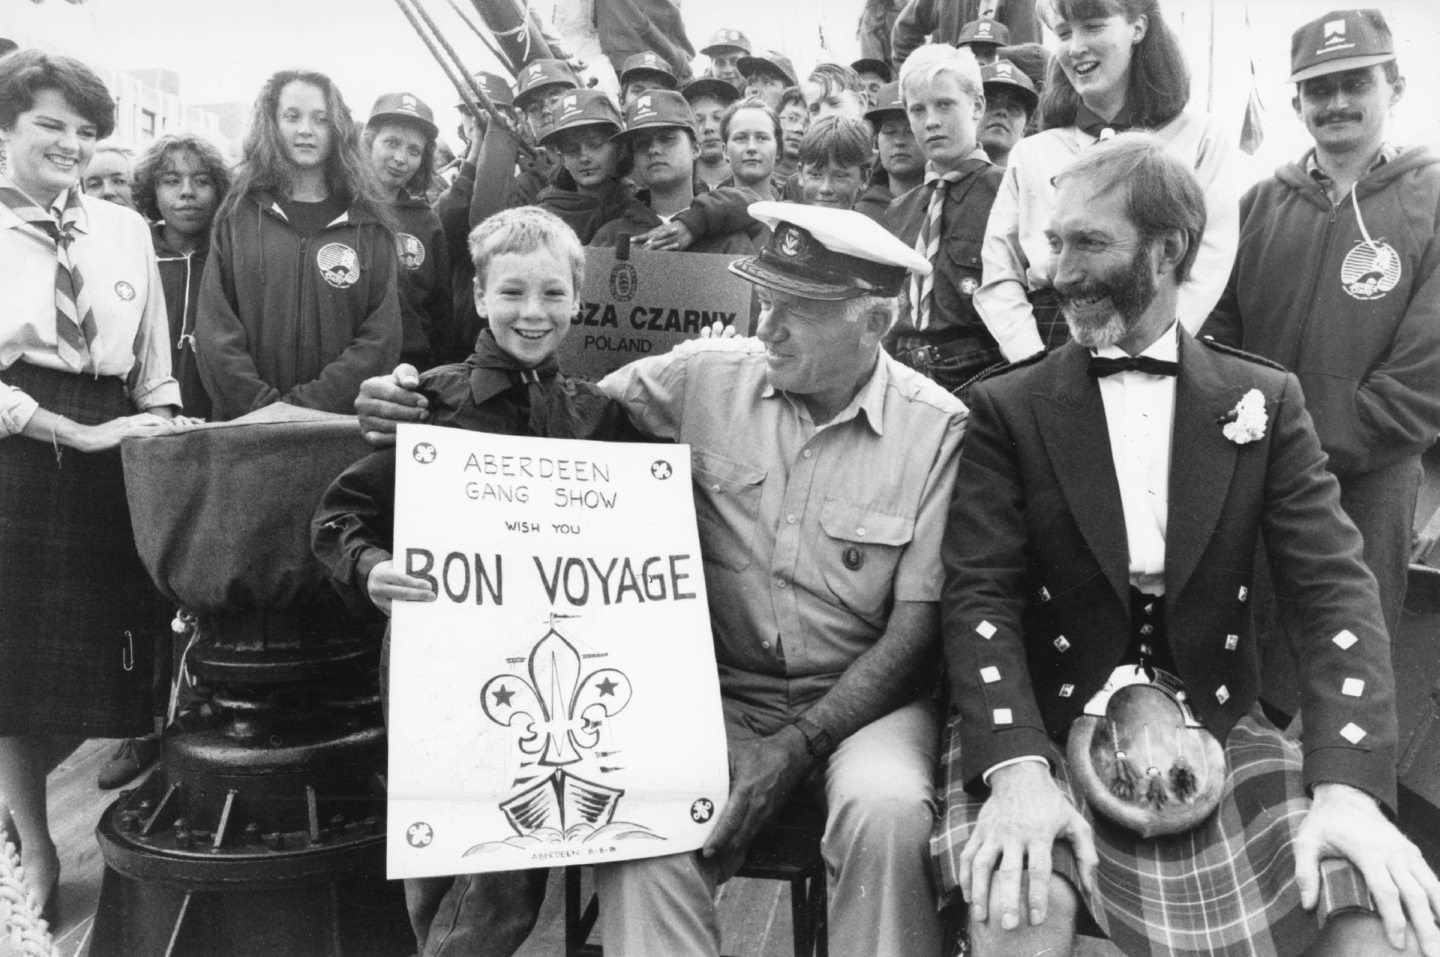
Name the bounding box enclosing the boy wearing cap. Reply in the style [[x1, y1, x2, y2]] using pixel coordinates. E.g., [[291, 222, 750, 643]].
[[685, 78, 740, 189], [955, 17, 1007, 65], [701, 28, 751, 91], [1202, 9, 1440, 682], [739, 50, 798, 112], [884, 42, 1004, 396], [592, 90, 753, 253], [532, 89, 641, 244], [513, 58, 581, 141], [978, 59, 1037, 167], [364, 93, 451, 370], [618, 51, 678, 107], [856, 80, 923, 223], [851, 57, 893, 109]]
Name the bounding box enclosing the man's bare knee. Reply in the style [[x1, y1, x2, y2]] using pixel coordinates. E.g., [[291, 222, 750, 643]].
[[968, 875, 1079, 957], [1305, 909, 1423, 957]]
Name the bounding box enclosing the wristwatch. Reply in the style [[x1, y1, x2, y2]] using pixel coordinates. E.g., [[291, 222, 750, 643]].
[[791, 716, 836, 760]]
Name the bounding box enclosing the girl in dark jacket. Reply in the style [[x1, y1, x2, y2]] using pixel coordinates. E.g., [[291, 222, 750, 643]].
[[196, 69, 401, 420], [363, 93, 452, 372]]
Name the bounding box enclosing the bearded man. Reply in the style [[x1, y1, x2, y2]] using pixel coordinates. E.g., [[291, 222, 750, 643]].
[[932, 133, 1440, 957]]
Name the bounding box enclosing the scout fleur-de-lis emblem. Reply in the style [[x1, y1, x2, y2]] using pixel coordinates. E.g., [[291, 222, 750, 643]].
[[481, 621, 632, 766]]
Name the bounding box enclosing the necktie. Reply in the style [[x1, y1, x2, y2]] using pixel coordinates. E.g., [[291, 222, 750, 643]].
[[1087, 355, 1178, 378], [0, 185, 97, 371], [908, 169, 963, 331]]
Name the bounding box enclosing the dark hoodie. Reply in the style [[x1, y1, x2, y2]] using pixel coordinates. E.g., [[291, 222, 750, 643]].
[[535, 168, 641, 245], [1202, 146, 1440, 477], [196, 191, 401, 421], [590, 181, 758, 253], [390, 190, 452, 370], [151, 223, 212, 419]]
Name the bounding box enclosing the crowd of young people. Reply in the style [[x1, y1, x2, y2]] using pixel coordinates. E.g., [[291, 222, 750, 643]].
[[2, 2, 1439, 954]]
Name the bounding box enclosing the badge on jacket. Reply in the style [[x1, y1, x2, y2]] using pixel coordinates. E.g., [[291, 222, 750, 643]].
[[318, 243, 361, 288], [396, 233, 425, 270], [843, 545, 864, 570], [1342, 239, 1400, 301]]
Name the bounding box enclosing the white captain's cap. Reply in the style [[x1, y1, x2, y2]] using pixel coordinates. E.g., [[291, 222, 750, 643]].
[[730, 202, 931, 301]]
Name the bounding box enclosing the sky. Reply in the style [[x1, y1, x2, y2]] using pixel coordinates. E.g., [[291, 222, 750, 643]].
[[4, 0, 1439, 183]]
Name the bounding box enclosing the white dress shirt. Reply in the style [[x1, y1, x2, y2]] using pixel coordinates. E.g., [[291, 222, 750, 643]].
[[1094, 323, 1179, 595]]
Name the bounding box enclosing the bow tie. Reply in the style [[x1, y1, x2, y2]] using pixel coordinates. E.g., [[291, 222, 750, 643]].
[[1088, 355, 1179, 378]]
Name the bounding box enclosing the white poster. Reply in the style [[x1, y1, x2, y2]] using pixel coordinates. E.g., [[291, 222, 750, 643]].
[[386, 425, 729, 878]]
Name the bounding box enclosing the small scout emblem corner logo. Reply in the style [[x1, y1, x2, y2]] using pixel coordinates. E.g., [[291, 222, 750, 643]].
[[318, 243, 360, 288], [114, 280, 135, 301]]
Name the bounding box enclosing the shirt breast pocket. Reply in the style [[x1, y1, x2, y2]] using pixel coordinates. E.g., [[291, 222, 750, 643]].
[[693, 450, 767, 573], [943, 236, 984, 298], [818, 498, 915, 624]]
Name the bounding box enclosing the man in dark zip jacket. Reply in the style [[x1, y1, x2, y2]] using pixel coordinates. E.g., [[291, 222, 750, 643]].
[[1202, 9, 1440, 650]]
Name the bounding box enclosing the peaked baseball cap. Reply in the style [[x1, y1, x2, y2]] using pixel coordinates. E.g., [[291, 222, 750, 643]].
[[737, 50, 798, 86], [620, 51, 678, 88], [615, 90, 697, 140], [730, 201, 930, 300], [851, 58, 893, 82], [1289, 9, 1395, 82], [537, 89, 622, 147], [367, 92, 438, 140], [957, 18, 1010, 47], [682, 77, 742, 107], [515, 58, 580, 106], [982, 60, 1038, 109], [456, 71, 513, 109], [864, 81, 905, 123], [701, 28, 752, 57]]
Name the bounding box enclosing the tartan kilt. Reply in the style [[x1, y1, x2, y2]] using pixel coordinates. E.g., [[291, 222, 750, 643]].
[[0, 361, 162, 737], [930, 706, 1373, 957]]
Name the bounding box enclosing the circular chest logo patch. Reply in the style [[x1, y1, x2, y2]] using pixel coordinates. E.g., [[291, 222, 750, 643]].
[[114, 280, 136, 301], [396, 232, 426, 270], [1341, 239, 1400, 301], [317, 242, 361, 288]]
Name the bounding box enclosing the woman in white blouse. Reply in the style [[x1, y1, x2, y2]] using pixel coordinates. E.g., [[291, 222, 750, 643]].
[[975, 0, 1240, 362], [0, 50, 180, 922]]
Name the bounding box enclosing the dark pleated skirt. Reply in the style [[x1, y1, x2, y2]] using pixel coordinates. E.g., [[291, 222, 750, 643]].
[[0, 362, 161, 736]]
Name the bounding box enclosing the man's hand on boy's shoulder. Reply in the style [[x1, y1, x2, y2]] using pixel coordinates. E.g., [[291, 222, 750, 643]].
[[357, 364, 429, 447]]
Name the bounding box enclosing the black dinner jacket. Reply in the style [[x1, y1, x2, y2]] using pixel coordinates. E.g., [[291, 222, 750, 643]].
[[940, 332, 1399, 809]]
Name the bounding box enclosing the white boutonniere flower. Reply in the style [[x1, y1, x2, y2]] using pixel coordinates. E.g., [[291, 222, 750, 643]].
[[1219, 389, 1267, 444]]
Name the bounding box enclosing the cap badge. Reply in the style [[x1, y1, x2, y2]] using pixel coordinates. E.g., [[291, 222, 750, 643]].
[[559, 94, 580, 119], [527, 64, 543, 81], [776, 225, 805, 258], [996, 63, 1012, 78], [402, 94, 418, 111], [978, 23, 992, 37], [1320, 19, 1353, 54], [634, 93, 656, 119]]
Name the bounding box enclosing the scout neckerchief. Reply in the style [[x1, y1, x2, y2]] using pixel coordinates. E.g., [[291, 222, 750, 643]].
[[464, 329, 561, 436], [1076, 101, 1137, 141], [0, 183, 97, 371], [908, 167, 965, 332]]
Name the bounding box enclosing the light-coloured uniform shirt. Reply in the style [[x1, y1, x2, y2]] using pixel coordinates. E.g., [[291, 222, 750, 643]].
[[0, 179, 180, 434], [976, 111, 1241, 360], [1095, 324, 1179, 595], [600, 338, 966, 712]]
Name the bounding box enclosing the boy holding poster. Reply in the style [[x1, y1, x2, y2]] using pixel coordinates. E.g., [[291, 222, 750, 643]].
[[312, 205, 643, 956]]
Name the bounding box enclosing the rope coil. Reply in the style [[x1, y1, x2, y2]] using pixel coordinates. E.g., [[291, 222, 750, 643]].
[[0, 833, 61, 957]]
